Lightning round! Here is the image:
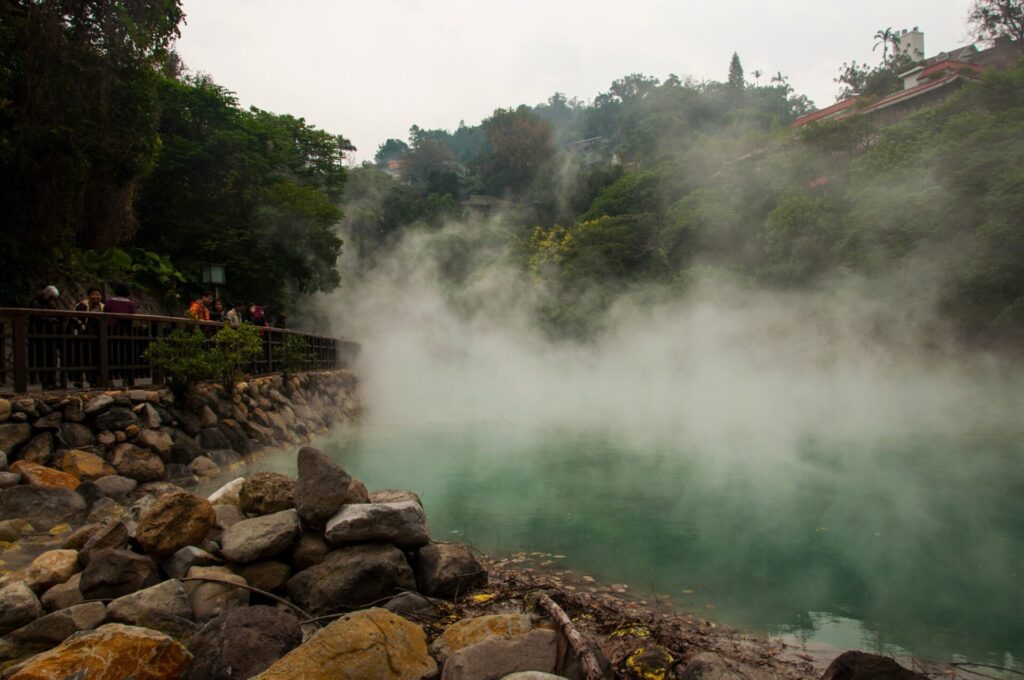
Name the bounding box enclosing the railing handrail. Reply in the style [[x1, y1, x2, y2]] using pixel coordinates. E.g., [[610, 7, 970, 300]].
[[0, 307, 357, 394], [0, 307, 343, 343]]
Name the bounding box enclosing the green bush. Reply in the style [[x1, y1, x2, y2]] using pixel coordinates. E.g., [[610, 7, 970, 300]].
[[211, 324, 263, 386], [144, 328, 218, 395], [279, 333, 309, 379]]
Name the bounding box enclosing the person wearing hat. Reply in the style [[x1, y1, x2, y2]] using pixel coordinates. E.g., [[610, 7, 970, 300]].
[[29, 285, 63, 388]]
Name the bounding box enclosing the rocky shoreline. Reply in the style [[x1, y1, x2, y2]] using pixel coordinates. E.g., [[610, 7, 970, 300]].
[[0, 375, 950, 679]]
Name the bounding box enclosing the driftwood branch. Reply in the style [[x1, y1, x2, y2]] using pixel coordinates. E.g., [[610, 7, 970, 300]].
[[528, 591, 604, 680]]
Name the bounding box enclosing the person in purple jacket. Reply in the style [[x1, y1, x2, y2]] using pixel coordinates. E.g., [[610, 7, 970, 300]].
[[103, 283, 137, 385]]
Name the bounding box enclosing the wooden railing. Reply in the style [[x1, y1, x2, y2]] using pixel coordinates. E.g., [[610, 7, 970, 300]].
[[0, 308, 359, 394]]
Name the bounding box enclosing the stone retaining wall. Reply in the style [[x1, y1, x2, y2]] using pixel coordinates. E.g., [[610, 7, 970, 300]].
[[0, 370, 361, 491]]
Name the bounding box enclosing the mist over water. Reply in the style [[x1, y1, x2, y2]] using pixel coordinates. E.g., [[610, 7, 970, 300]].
[[307, 219, 1024, 664]]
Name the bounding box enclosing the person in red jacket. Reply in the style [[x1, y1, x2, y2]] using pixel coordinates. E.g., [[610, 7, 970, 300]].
[[187, 291, 213, 321]]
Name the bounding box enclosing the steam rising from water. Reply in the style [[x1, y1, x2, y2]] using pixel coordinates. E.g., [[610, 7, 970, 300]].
[[315, 218, 1024, 465]]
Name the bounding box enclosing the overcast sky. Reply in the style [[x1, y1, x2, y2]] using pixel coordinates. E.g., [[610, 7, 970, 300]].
[[176, 0, 975, 162]]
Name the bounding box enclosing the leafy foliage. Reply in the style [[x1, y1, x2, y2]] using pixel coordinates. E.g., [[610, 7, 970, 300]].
[[145, 323, 262, 394]]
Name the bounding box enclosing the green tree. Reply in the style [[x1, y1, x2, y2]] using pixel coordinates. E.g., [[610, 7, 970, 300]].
[[476, 106, 555, 195], [728, 52, 745, 89], [374, 138, 410, 167], [873, 27, 898, 61]]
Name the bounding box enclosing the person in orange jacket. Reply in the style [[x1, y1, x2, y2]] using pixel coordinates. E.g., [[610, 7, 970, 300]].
[[187, 291, 213, 321]]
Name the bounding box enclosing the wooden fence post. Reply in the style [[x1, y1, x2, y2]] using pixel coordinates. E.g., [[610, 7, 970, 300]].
[[13, 314, 27, 394]]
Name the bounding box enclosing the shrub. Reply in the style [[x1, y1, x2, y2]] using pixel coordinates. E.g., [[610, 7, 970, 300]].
[[211, 324, 263, 386], [144, 328, 218, 395]]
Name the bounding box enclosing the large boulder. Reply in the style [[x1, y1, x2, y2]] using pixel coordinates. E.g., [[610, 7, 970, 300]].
[[80, 521, 130, 565], [9, 461, 79, 490], [61, 449, 116, 481], [430, 614, 534, 664], [23, 549, 80, 593], [83, 394, 114, 415], [6, 601, 106, 646], [184, 565, 249, 622], [325, 501, 429, 548], [294, 446, 351, 526], [820, 651, 929, 680], [221, 509, 301, 564], [107, 580, 193, 631], [252, 608, 436, 680], [163, 546, 222, 579], [0, 486, 87, 530], [58, 422, 95, 448], [287, 544, 417, 615], [78, 548, 160, 600], [239, 472, 296, 515], [0, 423, 32, 453], [135, 490, 215, 558], [32, 411, 63, 429], [0, 583, 42, 635], [441, 628, 559, 680], [93, 474, 137, 501], [186, 606, 302, 680], [414, 542, 487, 599], [199, 427, 232, 450], [8, 623, 192, 680], [18, 432, 53, 465], [110, 444, 165, 482], [137, 429, 173, 457], [93, 407, 137, 432]]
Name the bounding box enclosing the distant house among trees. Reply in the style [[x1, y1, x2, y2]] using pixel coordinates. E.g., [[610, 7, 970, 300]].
[[794, 30, 1019, 128]]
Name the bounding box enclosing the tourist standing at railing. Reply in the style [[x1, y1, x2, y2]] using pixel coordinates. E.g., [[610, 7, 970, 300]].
[[103, 283, 137, 385], [274, 313, 288, 329], [225, 301, 245, 327], [70, 286, 104, 388], [210, 298, 226, 323], [187, 292, 213, 321], [29, 285, 63, 389]]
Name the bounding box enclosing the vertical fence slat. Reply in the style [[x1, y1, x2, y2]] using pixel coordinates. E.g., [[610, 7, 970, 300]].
[[97, 321, 110, 387], [13, 314, 27, 393]]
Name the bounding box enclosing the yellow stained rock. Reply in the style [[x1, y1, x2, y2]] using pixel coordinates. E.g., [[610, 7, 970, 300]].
[[254, 608, 436, 680], [8, 462, 79, 491], [430, 613, 533, 663], [10, 623, 192, 680], [60, 450, 116, 481]]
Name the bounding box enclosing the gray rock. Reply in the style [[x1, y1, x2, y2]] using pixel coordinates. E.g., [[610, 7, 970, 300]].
[[199, 405, 219, 428], [384, 592, 443, 621], [94, 407, 137, 432], [188, 456, 220, 479], [83, 394, 114, 415], [208, 477, 244, 506], [137, 428, 173, 457], [294, 446, 351, 526], [819, 651, 927, 680], [185, 565, 250, 621], [85, 497, 126, 526], [185, 605, 302, 680], [58, 422, 95, 448], [206, 448, 244, 470], [107, 579, 193, 626], [219, 420, 250, 454], [442, 628, 559, 680], [221, 509, 301, 564], [0, 423, 32, 453], [18, 432, 53, 465], [199, 427, 232, 450], [63, 398, 86, 423], [290, 530, 328, 571], [110, 443, 165, 482], [7, 601, 106, 645], [325, 501, 429, 548], [31, 411, 63, 429], [0, 486, 87, 531], [415, 542, 487, 599], [78, 548, 160, 600], [232, 561, 291, 593], [240, 472, 295, 515], [169, 430, 204, 464], [93, 474, 137, 501], [138, 403, 162, 429], [80, 521, 130, 564], [40, 573, 84, 611], [162, 546, 222, 579], [0, 582, 43, 635], [212, 504, 245, 529], [60, 523, 100, 550], [0, 471, 21, 488], [286, 543, 417, 615], [369, 488, 422, 506]]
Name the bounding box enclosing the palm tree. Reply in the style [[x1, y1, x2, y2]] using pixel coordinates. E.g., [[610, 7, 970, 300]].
[[873, 27, 898, 62], [752, 69, 763, 87], [771, 71, 789, 89]]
